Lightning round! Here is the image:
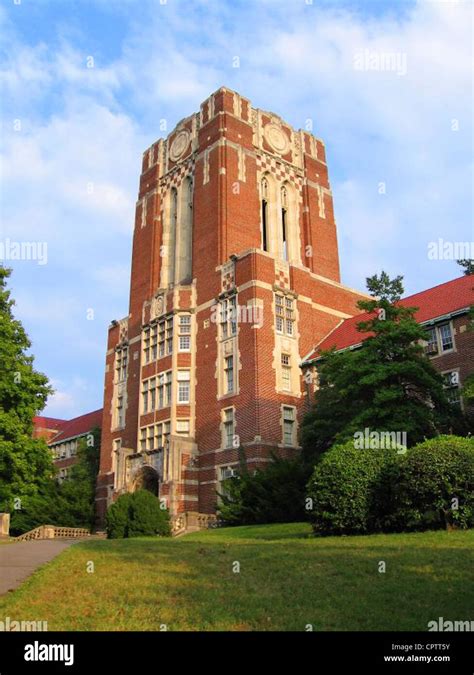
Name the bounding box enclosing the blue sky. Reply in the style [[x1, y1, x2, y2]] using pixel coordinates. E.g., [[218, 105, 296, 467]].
[[0, 0, 472, 418]]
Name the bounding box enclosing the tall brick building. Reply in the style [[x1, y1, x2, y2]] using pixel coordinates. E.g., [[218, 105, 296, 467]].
[[95, 86, 370, 526]]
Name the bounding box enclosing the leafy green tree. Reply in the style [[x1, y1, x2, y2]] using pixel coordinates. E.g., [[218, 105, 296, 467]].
[[301, 272, 467, 463], [59, 427, 101, 529], [0, 266, 54, 514]]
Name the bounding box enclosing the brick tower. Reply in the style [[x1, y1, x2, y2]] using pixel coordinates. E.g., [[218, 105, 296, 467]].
[[95, 86, 368, 527]]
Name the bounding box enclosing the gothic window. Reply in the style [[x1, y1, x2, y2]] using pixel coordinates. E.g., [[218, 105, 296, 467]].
[[176, 177, 193, 284], [261, 177, 269, 252], [170, 188, 178, 284], [281, 186, 288, 261]]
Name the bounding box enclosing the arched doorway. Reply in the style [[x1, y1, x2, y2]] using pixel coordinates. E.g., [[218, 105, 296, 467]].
[[132, 465, 159, 496]]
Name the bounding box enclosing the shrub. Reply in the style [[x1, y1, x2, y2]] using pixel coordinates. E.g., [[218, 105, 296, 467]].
[[380, 435, 474, 531], [127, 490, 171, 537], [105, 493, 133, 539], [307, 440, 399, 535], [105, 490, 170, 539], [218, 453, 310, 526]]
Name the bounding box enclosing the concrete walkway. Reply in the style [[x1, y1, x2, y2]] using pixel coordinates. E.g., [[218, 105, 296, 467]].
[[0, 540, 78, 596]]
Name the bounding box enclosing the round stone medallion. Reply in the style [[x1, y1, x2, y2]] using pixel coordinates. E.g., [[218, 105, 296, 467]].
[[263, 123, 290, 155], [169, 130, 190, 162]]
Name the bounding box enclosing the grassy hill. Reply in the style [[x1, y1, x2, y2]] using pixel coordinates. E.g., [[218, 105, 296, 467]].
[[0, 523, 472, 631]]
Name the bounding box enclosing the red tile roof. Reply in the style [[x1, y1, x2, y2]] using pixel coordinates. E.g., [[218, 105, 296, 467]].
[[33, 416, 68, 431], [49, 408, 103, 444], [304, 275, 473, 363]]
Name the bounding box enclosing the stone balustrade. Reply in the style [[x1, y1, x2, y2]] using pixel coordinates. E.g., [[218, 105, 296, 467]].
[[14, 526, 91, 542]]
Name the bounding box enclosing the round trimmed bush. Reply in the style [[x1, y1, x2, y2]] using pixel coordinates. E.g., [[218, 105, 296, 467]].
[[307, 440, 398, 535], [105, 490, 170, 538], [385, 435, 474, 531]]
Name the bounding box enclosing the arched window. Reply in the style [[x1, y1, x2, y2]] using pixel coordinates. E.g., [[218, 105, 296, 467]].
[[175, 177, 193, 284], [261, 177, 269, 252], [167, 187, 178, 286], [281, 186, 288, 261]]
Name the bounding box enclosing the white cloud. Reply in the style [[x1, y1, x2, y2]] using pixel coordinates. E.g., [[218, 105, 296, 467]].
[[1, 0, 471, 416]]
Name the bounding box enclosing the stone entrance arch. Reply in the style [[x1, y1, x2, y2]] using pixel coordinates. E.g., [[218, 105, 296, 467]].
[[131, 465, 159, 496]]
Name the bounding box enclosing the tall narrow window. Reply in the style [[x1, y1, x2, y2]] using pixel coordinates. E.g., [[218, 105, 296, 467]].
[[275, 294, 295, 336], [225, 355, 234, 394], [149, 377, 156, 411], [166, 316, 173, 354], [143, 327, 151, 363], [176, 178, 193, 284], [115, 347, 128, 382], [150, 324, 158, 361], [178, 314, 191, 351], [147, 425, 154, 450], [223, 409, 235, 448], [142, 380, 149, 414], [163, 421, 170, 448], [157, 371, 172, 409], [177, 370, 190, 404], [281, 354, 291, 391], [220, 295, 237, 339], [158, 319, 165, 357], [116, 394, 124, 428], [261, 178, 269, 252], [282, 406, 295, 446], [439, 324, 453, 352], [168, 188, 178, 286], [281, 186, 288, 261]]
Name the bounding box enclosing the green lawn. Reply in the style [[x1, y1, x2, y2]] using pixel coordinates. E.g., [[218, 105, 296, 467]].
[[0, 523, 472, 631]]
